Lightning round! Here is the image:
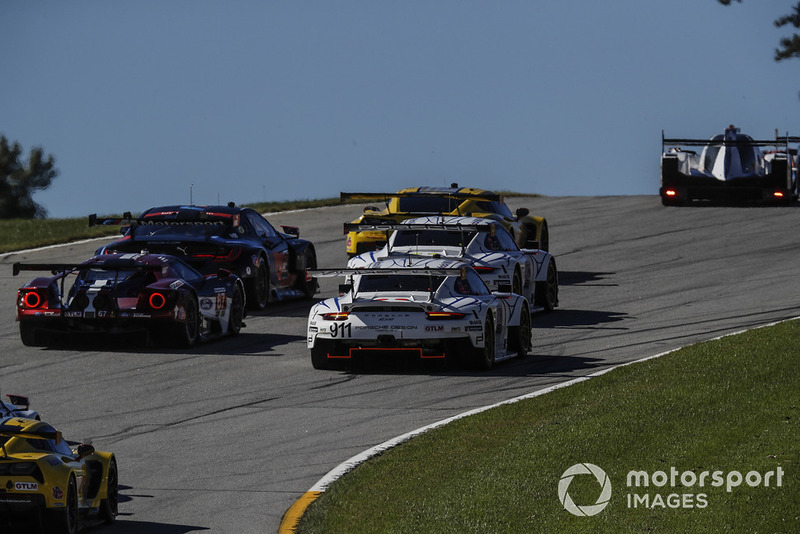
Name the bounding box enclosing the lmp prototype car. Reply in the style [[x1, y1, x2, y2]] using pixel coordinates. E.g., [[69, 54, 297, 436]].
[[346, 216, 558, 312], [91, 203, 317, 310], [14, 253, 245, 347], [660, 125, 799, 205], [307, 259, 532, 370], [0, 417, 117, 533], [341, 184, 549, 256]]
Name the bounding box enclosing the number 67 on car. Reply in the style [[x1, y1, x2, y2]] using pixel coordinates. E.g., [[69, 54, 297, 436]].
[[306, 259, 533, 370]]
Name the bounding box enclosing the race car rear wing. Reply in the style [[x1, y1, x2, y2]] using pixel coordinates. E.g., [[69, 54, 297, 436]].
[[344, 222, 492, 233], [309, 267, 465, 278], [13, 261, 164, 276], [88, 212, 135, 227], [340, 190, 502, 203], [662, 131, 800, 150]]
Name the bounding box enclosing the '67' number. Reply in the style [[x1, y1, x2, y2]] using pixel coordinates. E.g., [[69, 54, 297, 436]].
[[330, 322, 352, 338]]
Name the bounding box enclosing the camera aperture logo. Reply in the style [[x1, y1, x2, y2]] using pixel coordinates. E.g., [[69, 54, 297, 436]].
[[558, 463, 612, 516]]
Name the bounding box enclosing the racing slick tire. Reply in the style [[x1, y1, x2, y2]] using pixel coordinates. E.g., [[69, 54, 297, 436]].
[[99, 459, 119, 524], [19, 322, 41, 347], [298, 249, 319, 299], [535, 259, 559, 312], [248, 258, 270, 311], [174, 297, 200, 347], [311, 340, 336, 370], [228, 284, 245, 336], [512, 268, 523, 296], [509, 304, 532, 358], [471, 317, 495, 370], [48, 475, 78, 534]]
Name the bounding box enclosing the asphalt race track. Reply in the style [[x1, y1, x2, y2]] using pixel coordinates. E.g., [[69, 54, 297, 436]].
[[2, 196, 799, 533]]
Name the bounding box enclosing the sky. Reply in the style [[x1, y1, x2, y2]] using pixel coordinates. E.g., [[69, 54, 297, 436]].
[[3, 1, 800, 219]]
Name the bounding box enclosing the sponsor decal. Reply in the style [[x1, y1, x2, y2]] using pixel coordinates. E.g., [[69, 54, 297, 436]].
[[425, 325, 444, 332], [215, 293, 227, 311], [65, 311, 83, 318], [177, 306, 187, 321], [133, 313, 151, 318], [14, 482, 38, 491], [170, 280, 184, 289], [200, 299, 213, 311], [53, 486, 63, 499]]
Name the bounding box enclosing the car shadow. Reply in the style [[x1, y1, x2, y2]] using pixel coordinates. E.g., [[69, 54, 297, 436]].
[[557, 270, 616, 287]]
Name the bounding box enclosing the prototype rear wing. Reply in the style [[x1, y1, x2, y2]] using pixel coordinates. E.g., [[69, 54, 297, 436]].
[[340, 190, 502, 203], [662, 131, 800, 150], [13, 261, 163, 276]]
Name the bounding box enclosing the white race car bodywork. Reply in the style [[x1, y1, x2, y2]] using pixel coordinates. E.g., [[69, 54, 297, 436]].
[[307, 259, 531, 369], [346, 216, 558, 312]]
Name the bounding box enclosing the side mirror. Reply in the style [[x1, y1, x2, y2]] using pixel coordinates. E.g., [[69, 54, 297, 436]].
[[76, 443, 95, 459], [281, 225, 300, 238], [515, 207, 530, 219]]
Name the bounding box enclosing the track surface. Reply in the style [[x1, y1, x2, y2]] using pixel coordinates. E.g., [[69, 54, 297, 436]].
[[1, 196, 799, 533]]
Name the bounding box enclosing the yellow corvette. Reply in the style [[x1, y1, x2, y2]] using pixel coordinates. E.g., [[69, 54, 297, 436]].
[[0, 417, 118, 533], [341, 184, 549, 257]]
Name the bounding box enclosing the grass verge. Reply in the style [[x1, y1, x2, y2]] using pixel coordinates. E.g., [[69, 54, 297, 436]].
[[298, 320, 799, 533]]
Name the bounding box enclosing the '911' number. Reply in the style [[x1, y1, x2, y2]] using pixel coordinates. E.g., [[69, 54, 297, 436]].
[[330, 322, 352, 338]]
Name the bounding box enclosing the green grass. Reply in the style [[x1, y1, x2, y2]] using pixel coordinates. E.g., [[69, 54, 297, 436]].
[[298, 321, 800, 533]]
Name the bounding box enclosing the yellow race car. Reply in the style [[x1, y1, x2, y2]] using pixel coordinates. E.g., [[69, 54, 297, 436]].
[[341, 184, 549, 257], [0, 417, 118, 533]]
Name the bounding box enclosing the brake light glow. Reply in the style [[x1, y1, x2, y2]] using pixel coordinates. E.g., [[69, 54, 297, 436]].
[[665, 189, 677, 197], [149, 292, 166, 309], [322, 312, 350, 320], [20, 291, 42, 309], [773, 191, 785, 198], [193, 247, 242, 262], [425, 311, 466, 320]]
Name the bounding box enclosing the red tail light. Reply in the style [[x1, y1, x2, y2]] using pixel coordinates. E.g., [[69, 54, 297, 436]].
[[665, 189, 677, 197], [19, 290, 43, 309], [193, 247, 242, 262], [472, 266, 496, 273], [149, 292, 166, 309], [322, 312, 350, 321], [425, 311, 466, 320], [773, 191, 785, 198]]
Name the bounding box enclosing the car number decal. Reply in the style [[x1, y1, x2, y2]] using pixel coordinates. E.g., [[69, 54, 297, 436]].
[[329, 322, 352, 338]]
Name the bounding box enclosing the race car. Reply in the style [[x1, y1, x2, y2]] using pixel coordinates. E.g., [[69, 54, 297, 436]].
[[14, 253, 246, 348], [341, 184, 549, 256], [0, 394, 39, 421], [307, 258, 532, 370], [346, 216, 558, 312], [0, 417, 117, 533], [660, 125, 800, 205], [91, 203, 317, 310]]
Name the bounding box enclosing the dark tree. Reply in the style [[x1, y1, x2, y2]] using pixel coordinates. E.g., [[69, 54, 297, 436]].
[[0, 136, 58, 219], [718, 1, 800, 62]]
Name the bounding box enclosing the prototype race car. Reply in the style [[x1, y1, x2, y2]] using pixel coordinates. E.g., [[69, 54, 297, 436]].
[[91, 203, 317, 310], [307, 259, 532, 370], [341, 184, 549, 256], [0, 417, 117, 534], [0, 394, 39, 421], [660, 125, 799, 205], [14, 253, 245, 348], [346, 216, 558, 311]]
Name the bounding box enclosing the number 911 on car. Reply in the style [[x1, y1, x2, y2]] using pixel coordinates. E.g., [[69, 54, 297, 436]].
[[306, 261, 533, 370]]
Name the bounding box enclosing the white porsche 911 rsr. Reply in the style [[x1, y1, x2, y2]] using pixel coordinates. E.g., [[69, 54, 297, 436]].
[[345, 216, 558, 312], [307, 258, 532, 370]]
